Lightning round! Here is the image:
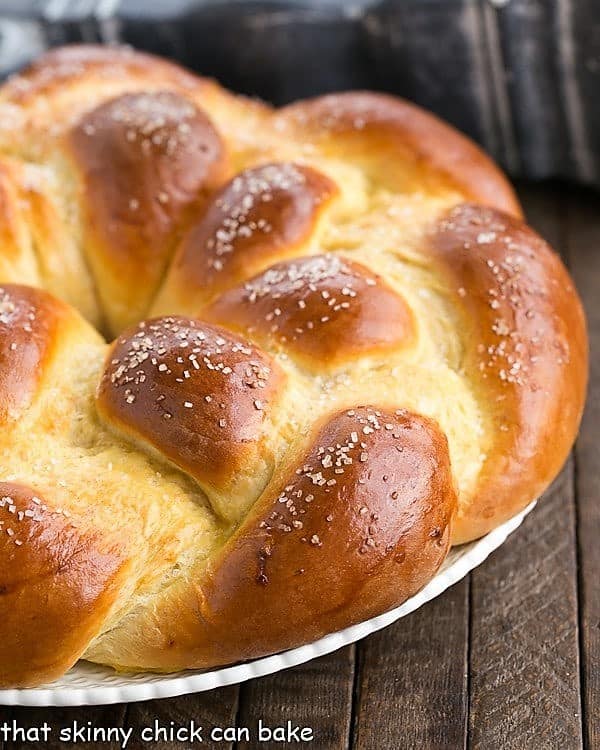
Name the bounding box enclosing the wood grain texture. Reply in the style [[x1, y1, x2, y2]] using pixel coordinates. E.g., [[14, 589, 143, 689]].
[[566, 186, 600, 750], [469, 464, 582, 750], [351, 580, 469, 750], [124, 687, 239, 749], [468, 186, 583, 750], [236, 647, 355, 749]]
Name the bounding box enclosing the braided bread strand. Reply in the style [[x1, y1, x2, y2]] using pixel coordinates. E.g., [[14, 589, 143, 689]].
[[0, 46, 586, 686]]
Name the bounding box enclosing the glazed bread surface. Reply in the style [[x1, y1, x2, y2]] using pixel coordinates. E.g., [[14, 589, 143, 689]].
[[0, 45, 587, 686]]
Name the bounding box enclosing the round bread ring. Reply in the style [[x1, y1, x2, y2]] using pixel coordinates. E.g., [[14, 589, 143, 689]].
[[0, 45, 587, 686]]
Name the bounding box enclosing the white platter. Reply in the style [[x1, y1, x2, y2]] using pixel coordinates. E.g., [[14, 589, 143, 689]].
[[0, 501, 535, 707]]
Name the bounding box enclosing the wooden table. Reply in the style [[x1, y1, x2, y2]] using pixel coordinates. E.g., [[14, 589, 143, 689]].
[[0, 182, 597, 749]]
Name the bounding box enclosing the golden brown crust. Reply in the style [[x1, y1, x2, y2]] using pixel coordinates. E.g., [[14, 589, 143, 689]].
[[278, 92, 522, 217], [429, 204, 588, 542], [0, 284, 72, 425], [69, 91, 230, 332], [204, 254, 415, 369], [0, 483, 129, 687], [89, 407, 455, 670], [153, 163, 338, 317], [96, 317, 286, 522]]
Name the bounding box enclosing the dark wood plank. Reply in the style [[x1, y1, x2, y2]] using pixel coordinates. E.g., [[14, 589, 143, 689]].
[[1, 688, 239, 750], [0, 708, 7, 750], [352, 580, 469, 750], [236, 647, 355, 749], [125, 686, 239, 749], [468, 185, 583, 750], [4, 705, 126, 749], [0, 689, 239, 749], [469, 463, 582, 750], [566, 185, 600, 750]]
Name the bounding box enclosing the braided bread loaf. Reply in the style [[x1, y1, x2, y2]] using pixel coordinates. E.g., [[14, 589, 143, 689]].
[[0, 46, 587, 687]]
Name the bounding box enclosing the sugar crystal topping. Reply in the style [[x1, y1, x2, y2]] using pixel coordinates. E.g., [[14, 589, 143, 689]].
[[0, 287, 37, 341], [441, 207, 568, 389], [256, 408, 409, 558], [0, 491, 72, 547], [204, 163, 307, 272], [105, 317, 273, 425], [236, 255, 383, 341], [84, 92, 200, 157]]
